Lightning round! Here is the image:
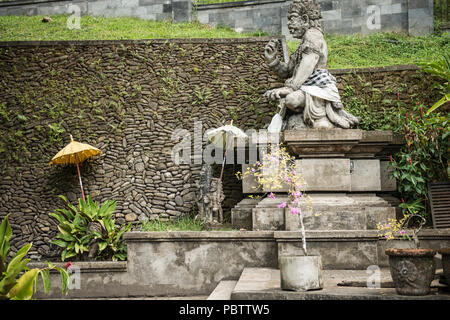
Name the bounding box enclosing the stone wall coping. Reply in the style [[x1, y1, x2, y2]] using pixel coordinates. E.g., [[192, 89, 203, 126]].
[[123, 230, 275, 241], [284, 129, 363, 142], [0, 0, 71, 8], [124, 229, 450, 243], [330, 64, 420, 75], [197, 0, 287, 10], [0, 37, 282, 47], [274, 229, 450, 241], [275, 230, 380, 241], [28, 261, 127, 273]]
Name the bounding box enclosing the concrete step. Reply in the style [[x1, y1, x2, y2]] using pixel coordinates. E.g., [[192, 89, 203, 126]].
[[231, 267, 450, 300], [207, 280, 238, 300]]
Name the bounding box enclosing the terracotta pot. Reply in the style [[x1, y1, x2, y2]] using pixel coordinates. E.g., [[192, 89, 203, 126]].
[[438, 248, 450, 286], [386, 248, 436, 296]]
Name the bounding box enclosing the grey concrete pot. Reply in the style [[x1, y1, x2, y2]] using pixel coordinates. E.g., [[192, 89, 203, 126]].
[[386, 248, 436, 296], [280, 255, 323, 291]]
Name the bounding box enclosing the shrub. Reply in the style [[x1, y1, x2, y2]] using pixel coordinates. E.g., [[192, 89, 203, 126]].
[[0, 215, 69, 300], [389, 104, 449, 220], [49, 195, 132, 261]]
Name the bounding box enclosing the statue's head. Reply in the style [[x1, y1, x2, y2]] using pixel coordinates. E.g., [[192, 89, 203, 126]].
[[288, 0, 322, 39]]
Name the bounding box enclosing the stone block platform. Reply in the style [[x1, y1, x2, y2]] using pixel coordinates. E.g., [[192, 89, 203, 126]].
[[30, 230, 450, 299]]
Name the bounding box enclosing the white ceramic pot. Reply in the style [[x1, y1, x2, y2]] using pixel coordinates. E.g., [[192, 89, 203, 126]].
[[280, 255, 323, 291]]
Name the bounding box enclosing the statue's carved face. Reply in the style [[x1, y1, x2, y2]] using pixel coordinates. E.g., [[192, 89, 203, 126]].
[[287, 10, 310, 39]]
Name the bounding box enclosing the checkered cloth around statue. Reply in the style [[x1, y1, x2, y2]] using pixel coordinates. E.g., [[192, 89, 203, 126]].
[[302, 69, 336, 88]]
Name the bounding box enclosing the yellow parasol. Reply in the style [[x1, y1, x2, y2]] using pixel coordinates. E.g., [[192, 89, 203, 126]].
[[49, 135, 101, 201]]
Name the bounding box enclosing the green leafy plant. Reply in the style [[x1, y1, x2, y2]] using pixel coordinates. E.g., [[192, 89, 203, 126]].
[[389, 103, 449, 220], [417, 53, 450, 114], [0, 215, 69, 300], [50, 195, 132, 262]]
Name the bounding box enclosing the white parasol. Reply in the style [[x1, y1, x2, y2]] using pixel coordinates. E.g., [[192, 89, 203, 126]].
[[205, 120, 248, 181]]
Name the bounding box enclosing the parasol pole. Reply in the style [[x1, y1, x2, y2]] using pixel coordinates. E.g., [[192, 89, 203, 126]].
[[219, 120, 233, 181], [69, 136, 86, 201], [76, 161, 86, 201]]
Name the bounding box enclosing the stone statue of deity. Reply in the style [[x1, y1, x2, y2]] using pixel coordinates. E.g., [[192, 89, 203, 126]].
[[195, 164, 225, 225], [264, 0, 360, 130]]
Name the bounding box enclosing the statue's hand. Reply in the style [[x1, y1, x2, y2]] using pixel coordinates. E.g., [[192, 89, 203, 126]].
[[264, 39, 279, 64], [264, 87, 293, 101]]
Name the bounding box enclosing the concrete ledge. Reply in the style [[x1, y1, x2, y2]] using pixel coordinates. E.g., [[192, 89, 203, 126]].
[[330, 64, 421, 75], [0, 37, 281, 47], [123, 230, 275, 241], [0, 0, 70, 8], [197, 0, 286, 10], [274, 230, 380, 241], [28, 261, 127, 273]]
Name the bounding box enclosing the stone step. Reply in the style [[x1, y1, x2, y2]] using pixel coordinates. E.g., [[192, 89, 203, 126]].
[[207, 280, 238, 300], [230, 268, 450, 300]]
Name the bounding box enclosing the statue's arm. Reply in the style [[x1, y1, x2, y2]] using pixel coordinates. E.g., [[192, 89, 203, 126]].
[[264, 39, 293, 79], [284, 52, 319, 90], [268, 58, 293, 79]]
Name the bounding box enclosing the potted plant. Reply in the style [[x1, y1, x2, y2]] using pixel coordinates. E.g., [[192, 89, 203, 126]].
[[238, 145, 322, 291], [378, 209, 436, 296]]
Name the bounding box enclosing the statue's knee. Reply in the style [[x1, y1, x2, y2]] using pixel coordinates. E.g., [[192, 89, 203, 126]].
[[285, 92, 304, 111]]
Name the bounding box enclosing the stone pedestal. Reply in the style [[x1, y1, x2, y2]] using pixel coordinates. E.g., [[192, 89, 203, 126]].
[[233, 193, 396, 231], [232, 129, 404, 232], [230, 198, 260, 230]]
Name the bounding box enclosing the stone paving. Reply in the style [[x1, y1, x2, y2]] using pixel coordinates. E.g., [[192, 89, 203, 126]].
[[229, 268, 450, 300]]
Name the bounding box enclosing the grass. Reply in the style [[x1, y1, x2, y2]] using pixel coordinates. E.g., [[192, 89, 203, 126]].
[[139, 216, 235, 231], [139, 216, 206, 231], [289, 32, 450, 69], [1, 15, 448, 69], [0, 15, 267, 41]]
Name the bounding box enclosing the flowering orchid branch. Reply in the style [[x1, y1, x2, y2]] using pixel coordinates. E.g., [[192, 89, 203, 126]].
[[237, 145, 311, 255]]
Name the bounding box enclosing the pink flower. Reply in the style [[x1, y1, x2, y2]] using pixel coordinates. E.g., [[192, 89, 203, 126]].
[[291, 170, 297, 176], [290, 207, 300, 215], [399, 230, 406, 235], [293, 191, 302, 199], [277, 202, 287, 208], [268, 192, 276, 199]]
